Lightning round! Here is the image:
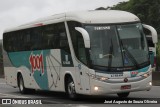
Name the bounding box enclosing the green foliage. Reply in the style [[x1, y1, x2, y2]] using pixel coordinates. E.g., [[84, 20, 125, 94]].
[[157, 38, 160, 67], [0, 41, 3, 77], [110, 0, 160, 34]]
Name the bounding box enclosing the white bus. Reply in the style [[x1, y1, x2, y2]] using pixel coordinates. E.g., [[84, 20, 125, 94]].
[[3, 10, 157, 99]]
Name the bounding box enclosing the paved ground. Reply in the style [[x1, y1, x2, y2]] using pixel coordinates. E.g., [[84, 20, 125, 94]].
[[0, 78, 160, 107]]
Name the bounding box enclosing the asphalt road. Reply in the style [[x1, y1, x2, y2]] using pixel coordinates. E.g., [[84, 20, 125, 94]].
[[0, 78, 160, 107]]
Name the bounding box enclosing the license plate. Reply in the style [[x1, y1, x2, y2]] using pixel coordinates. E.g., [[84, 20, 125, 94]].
[[121, 85, 131, 90]]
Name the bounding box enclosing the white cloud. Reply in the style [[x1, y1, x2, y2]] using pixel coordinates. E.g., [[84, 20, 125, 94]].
[[0, 0, 128, 39]]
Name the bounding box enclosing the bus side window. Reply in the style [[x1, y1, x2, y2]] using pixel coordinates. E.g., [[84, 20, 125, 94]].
[[58, 23, 70, 54], [59, 32, 69, 51], [4, 33, 12, 52], [42, 22, 70, 54], [30, 27, 42, 50], [42, 24, 58, 49], [77, 35, 87, 64]]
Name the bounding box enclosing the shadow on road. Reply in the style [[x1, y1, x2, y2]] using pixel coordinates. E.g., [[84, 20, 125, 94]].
[[10, 90, 149, 104]]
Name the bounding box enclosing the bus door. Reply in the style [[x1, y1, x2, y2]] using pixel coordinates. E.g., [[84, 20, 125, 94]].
[[75, 36, 90, 94], [76, 64, 90, 94]]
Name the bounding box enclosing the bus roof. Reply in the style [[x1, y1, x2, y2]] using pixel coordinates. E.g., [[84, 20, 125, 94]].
[[4, 10, 140, 33]]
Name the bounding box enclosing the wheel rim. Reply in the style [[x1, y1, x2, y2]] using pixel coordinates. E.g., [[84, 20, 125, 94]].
[[19, 78, 24, 92], [68, 82, 75, 96]]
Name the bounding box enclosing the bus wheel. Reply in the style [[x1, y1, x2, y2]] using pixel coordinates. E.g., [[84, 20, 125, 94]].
[[18, 74, 28, 94], [117, 92, 130, 98], [67, 78, 77, 100]]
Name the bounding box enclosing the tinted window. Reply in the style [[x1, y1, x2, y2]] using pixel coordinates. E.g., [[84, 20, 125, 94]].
[[3, 22, 70, 54], [146, 37, 154, 47]]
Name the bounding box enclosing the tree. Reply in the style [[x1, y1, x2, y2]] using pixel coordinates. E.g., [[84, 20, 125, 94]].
[[97, 0, 160, 34]]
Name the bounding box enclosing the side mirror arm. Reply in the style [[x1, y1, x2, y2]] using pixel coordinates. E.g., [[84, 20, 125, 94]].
[[75, 27, 90, 48], [143, 24, 158, 44]]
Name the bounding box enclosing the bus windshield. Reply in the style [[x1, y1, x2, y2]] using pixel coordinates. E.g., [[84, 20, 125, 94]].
[[85, 23, 149, 71]]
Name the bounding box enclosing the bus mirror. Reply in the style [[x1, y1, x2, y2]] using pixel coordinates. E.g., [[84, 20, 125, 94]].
[[75, 27, 90, 48], [143, 24, 158, 44]]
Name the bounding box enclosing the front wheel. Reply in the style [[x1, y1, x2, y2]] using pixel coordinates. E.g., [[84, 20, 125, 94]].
[[18, 74, 28, 94], [67, 78, 77, 100], [117, 92, 130, 98]]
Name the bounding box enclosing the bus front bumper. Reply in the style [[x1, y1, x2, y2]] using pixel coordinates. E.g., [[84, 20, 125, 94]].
[[89, 75, 152, 95]]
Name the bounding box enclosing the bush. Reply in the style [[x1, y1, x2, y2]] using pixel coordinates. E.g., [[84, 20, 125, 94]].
[[156, 38, 160, 70]]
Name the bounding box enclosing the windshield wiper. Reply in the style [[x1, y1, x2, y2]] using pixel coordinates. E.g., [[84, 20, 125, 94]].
[[118, 38, 139, 69], [121, 45, 140, 70], [123, 47, 139, 69]]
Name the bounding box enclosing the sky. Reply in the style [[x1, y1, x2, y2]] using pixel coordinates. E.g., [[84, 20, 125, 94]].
[[0, 0, 128, 39]]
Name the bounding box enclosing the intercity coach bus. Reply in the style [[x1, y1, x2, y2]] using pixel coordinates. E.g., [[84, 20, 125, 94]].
[[3, 10, 158, 99]]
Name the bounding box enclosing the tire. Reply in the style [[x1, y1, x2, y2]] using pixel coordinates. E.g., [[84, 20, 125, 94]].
[[117, 92, 130, 98], [67, 78, 77, 100], [18, 74, 28, 94]]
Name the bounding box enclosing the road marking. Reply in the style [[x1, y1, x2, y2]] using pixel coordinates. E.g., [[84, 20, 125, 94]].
[[0, 93, 29, 98]]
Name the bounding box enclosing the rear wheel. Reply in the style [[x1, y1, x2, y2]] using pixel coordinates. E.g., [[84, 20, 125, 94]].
[[67, 78, 77, 100], [117, 92, 130, 98]]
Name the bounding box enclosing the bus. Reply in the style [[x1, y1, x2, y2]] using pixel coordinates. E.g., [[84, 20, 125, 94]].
[[3, 10, 158, 99]]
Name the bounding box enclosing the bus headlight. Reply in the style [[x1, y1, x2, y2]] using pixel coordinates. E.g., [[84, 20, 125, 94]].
[[88, 73, 109, 81], [142, 73, 149, 78], [141, 69, 152, 78], [98, 76, 109, 81], [94, 86, 99, 91], [97, 76, 109, 81], [100, 77, 108, 81], [88, 74, 96, 79]]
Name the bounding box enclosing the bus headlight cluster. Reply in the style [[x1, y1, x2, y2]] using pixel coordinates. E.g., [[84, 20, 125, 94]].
[[141, 69, 152, 78], [88, 73, 109, 82], [100, 77, 108, 81]]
